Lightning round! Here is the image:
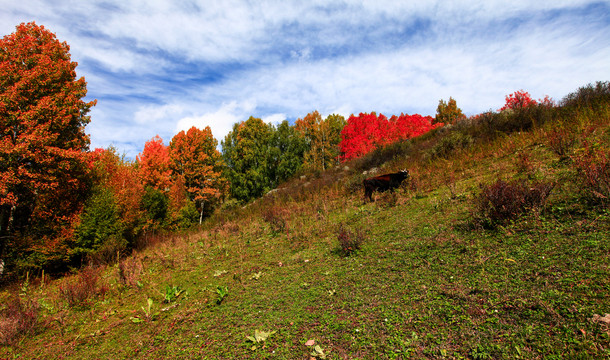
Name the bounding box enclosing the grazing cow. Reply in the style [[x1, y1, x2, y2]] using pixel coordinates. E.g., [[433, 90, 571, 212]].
[[363, 170, 409, 202]]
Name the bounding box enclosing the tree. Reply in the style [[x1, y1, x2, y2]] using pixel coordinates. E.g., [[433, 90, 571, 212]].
[[137, 135, 172, 191], [295, 111, 346, 171], [339, 113, 389, 161], [222, 117, 273, 202], [87, 147, 145, 245], [499, 90, 537, 111], [268, 120, 307, 185], [170, 126, 227, 223], [339, 112, 440, 161], [435, 97, 465, 125], [0, 22, 96, 269]]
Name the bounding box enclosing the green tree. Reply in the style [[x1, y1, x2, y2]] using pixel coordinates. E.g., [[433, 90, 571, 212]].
[[0, 22, 96, 269], [435, 97, 465, 125], [169, 126, 227, 223], [268, 120, 307, 185], [222, 116, 274, 202], [74, 187, 122, 257]]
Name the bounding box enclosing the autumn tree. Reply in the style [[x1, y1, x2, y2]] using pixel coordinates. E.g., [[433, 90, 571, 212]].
[[169, 126, 227, 223], [77, 148, 145, 257], [295, 111, 346, 171], [435, 97, 466, 125], [339, 113, 389, 161], [340, 112, 440, 161], [137, 135, 172, 191], [222, 116, 274, 202], [499, 90, 537, 111], [0, 22, 96, 269]]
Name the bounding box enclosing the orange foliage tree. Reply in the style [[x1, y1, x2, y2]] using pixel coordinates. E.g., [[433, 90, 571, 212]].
[[169, 126, 227, 223], [137, 135, 172, 191], [0, 22, 96, 270]]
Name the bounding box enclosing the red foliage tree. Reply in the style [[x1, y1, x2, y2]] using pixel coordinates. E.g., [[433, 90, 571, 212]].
[[499, 90, 537, 111], [339, 112, 440, 161], [0, 22, 96, 268], [137, 135, 172, 191]]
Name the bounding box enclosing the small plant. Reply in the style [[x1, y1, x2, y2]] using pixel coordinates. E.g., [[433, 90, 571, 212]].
[[246, 329, 276, 351], [310, 344, 327, 359], [216, 285, 229, 305], [131, 298, 157, 323], [164, 285, 186, 303], [336, 224, 365, 257], [474, 179, 555, 227], [0, 296, 40, 345]]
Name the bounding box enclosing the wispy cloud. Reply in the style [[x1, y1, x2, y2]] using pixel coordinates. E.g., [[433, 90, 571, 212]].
[[1, 0, 609, 157]]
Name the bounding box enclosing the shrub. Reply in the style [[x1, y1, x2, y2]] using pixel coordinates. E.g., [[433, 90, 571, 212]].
[[58, 266, 107, 307], [546, 127, 576, 158], [261, 206, 288, 234], [0, 296, 40, 345], [118, 257, 144, 287], [572, 144, 610, 205], [561, 81, 610, 111], [474, 179, 555, 227], [336, 224, 365, 256], [427, 131, 474, 159]]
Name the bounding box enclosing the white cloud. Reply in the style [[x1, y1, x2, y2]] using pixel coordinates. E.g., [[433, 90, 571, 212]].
[[175, 100, 256, 142], [2, 0, 608, 159]]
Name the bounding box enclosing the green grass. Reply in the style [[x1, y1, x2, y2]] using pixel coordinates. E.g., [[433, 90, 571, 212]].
[[2, 104, 610, 359]]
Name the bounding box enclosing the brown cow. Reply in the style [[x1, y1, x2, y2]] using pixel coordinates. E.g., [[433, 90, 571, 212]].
[[363, 170, 409, 202]]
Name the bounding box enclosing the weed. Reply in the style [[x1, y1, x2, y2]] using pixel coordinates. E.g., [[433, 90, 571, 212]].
[[131, 298, 157, 323], [336, 223, 365, 256], [216, 285, 229, 305], [58, 266, 107, 307], [164, 285, 186, 303], [0, 296, 40, 345], [245, 329, 276, 350], [473, 179, 555, 227]]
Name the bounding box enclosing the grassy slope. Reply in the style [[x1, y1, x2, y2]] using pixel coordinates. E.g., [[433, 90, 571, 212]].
[[1, 112, 610, 359]]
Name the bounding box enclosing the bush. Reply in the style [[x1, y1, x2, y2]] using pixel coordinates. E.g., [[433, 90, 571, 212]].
[[58, 266, 107, 307], [336, 224, 365, 256], [572, 144, 610, 205], [561, 81, 610, 111], [0, 296, 40, 345], [261, 206, 288, 234], [427, 130, 474, 159], [474, 179, 555, 227], [546, 127, 576, 158]]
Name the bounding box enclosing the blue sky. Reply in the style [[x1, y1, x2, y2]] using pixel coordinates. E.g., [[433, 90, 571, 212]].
[[2, 0, 609, 158]]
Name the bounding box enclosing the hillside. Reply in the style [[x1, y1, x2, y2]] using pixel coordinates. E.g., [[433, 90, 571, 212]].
[[1, 83, 609, 359]]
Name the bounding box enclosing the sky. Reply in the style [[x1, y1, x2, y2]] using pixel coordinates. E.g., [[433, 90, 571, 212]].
[[2, 0, 609, 158]]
